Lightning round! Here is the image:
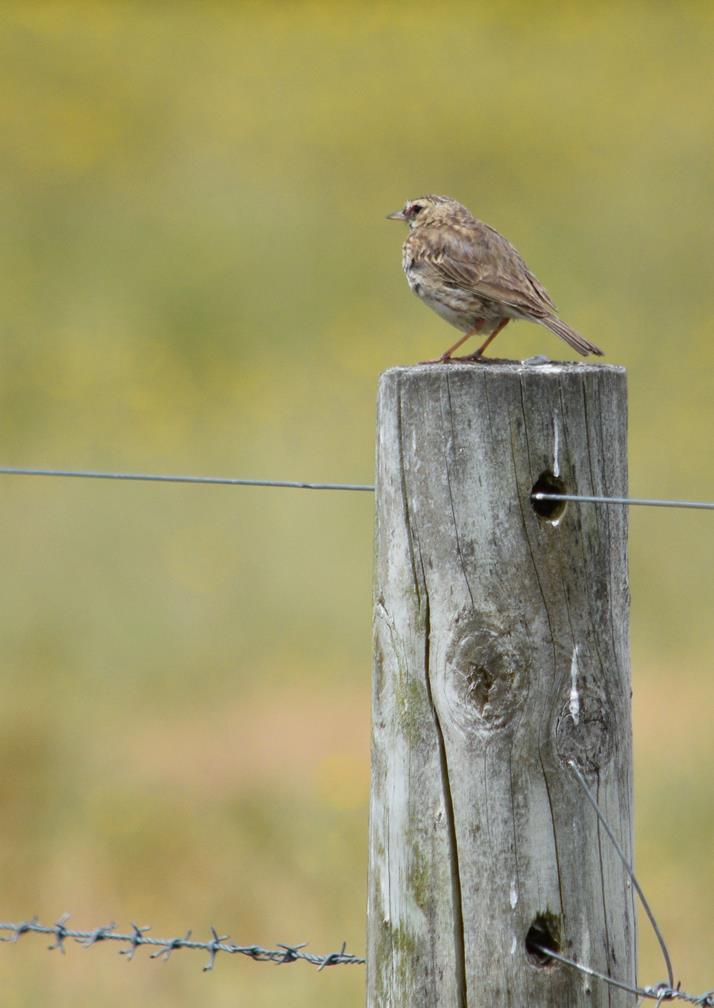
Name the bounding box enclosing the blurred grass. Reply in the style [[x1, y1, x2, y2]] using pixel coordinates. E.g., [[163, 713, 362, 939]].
[[0, 2, 712, 1005]]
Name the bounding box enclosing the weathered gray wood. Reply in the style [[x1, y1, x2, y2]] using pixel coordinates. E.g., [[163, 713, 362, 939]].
[[368, 363, 635, 1007]]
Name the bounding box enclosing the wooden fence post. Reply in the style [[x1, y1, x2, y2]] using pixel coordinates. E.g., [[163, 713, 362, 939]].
[[368, 363, 636, 1007]]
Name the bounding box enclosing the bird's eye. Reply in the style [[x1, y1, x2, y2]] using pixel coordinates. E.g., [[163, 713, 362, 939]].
[[410, 204, 423, 215]]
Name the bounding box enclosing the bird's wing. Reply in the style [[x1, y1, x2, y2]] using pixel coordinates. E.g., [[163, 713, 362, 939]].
[[417, 220, 556, 318]]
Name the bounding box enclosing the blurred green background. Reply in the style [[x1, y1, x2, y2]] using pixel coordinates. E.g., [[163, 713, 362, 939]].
[[0, 3, 712, 1005]]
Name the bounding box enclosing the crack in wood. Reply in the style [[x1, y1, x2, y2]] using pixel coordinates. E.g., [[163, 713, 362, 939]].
[[421, 584, 468, 1008]]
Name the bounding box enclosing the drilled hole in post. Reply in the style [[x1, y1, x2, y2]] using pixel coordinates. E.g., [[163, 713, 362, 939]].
[[531, 471, 568, 522], [525, 912, 561, 967]]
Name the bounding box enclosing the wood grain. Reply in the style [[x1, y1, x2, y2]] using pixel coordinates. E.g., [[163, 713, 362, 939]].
[[368, 362, 635, 1007]]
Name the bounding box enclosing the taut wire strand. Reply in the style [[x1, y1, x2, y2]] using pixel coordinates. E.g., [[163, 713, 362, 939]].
[[532, 492, 714, 510], [0, 466, 374, 492], [1, 467, 713, 510]]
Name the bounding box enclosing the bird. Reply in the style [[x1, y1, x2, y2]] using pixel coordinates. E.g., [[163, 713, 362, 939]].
[[386, 194, 603, 362]]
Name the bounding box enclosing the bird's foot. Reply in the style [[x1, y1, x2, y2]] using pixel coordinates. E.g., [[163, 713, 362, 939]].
[[418, 353, 462, 365], [450, 351, 485, 362], [418, 351, 503, 365]]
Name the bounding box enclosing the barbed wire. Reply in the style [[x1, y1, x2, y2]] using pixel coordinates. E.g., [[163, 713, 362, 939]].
[[3, 772, 711, 1003], [0, 465, 713, 510], [0, 916, 364, 971], [2, 912, 710, 1003]]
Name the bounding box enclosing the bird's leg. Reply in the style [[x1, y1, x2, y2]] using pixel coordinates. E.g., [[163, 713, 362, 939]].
[[454, 319, 510, 361], [419, 321, 484, 364]]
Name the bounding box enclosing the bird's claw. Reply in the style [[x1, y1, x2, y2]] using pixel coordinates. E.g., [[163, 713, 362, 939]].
[[418, 353, 469, 365], [451, 352, 484, 362]]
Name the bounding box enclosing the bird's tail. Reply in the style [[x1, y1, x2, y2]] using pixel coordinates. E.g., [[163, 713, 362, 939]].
[[540, 315, 604, 357]]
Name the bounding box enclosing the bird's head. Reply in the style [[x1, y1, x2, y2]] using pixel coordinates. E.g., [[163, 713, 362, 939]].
[[386, 194, 464, 228]]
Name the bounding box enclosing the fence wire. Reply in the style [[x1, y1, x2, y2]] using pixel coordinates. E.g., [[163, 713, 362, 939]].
[[1, 463, 711, 998], [2, 913, 711, 1003], [0, 466, 373, 492], [0, 465, 713, 510], [532, 943, 714, 1006], [525, 762, 714, 1007], [532, 491, 714, 511], [0, 917, 364, 972], [2, 768, 712, 1001]]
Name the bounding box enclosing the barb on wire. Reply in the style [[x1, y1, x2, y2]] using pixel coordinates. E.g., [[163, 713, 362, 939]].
[[118, 923, 150, 961], [76, 921, 118, 948], [48, 912, 70, 954], [532, 492, 714, 511], [0, 917, 364, 971]]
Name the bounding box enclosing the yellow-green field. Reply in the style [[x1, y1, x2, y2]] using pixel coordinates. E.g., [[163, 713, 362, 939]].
[[0, 4, 711, 1005]]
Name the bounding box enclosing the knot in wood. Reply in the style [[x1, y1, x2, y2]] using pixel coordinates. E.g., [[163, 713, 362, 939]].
[[442, 616, 527, 735]]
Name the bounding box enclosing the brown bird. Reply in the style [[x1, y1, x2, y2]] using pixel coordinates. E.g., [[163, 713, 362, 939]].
[[386, 194, 603, 361]]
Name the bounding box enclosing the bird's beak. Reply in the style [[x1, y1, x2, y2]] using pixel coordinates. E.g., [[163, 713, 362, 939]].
[[385, 209, 406, 221]]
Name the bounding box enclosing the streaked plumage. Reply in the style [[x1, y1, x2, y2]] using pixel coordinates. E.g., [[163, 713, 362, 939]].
[[386, 194, 603, 361]]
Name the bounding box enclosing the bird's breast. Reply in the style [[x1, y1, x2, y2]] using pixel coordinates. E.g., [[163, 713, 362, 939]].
[[401, 241, 424, 294]]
